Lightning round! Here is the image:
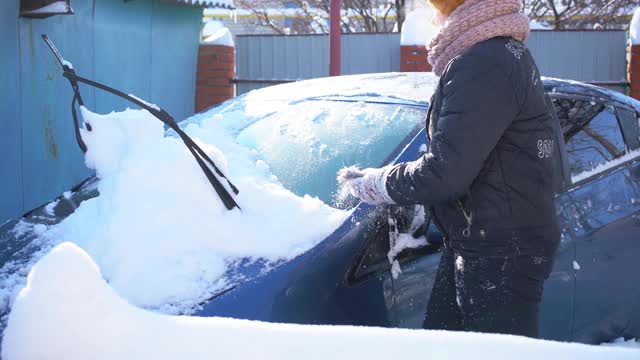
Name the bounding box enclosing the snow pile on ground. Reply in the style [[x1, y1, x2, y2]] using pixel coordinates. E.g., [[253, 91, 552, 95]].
[[631, 7, 640, 46], [4, 242, 639, 360], [201, 20, 234, 47], [0, 105, 347, 316], [401, 7, 439, 46]]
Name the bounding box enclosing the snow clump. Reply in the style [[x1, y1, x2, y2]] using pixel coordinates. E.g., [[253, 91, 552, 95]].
[[202, 20, 234, 47], [631, 7, 640, 46], [401, 7, 439, 46]]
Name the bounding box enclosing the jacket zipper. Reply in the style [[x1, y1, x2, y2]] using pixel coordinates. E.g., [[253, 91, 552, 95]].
[[458, 199, 473, 238]]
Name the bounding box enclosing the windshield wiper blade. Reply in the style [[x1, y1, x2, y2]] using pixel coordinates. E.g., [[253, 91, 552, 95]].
[[42, 34, 240, 211]]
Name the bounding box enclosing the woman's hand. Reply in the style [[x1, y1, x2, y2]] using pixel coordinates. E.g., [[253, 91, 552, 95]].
[[337, 166, 396, 205]]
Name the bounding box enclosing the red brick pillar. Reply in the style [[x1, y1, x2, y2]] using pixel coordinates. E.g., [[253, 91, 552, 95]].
[[629, 45, 640, 101], [196, 44, 235, 113], [400, 45, 432, 72]]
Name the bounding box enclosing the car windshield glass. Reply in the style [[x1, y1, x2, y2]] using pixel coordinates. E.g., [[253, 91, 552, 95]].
[[233, 100, 426, 206]]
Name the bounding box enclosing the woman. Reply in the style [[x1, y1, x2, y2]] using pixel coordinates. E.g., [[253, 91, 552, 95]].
[[338, 0, 560, 337]]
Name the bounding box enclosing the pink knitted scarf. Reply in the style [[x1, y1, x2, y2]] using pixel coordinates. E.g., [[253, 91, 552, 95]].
[[427, 0, 530, 76]]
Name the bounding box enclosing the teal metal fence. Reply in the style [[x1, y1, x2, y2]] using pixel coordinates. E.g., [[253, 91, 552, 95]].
[[0, 0, 203, 224]]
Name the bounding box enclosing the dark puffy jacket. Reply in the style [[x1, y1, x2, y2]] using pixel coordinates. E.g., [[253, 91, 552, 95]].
[[386, 37, 560, 259]]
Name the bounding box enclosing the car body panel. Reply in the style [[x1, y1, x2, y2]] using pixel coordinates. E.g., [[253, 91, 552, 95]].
[[568, 163, 640, 343], [196, 203, 395, 327]]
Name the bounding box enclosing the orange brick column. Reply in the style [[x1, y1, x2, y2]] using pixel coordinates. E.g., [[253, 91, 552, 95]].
[[400, 45, 432, 72], [629, 45, 640, 101], [195, 44, 235, 113]]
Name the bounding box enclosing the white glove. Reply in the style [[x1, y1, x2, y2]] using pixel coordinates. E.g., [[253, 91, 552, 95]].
[[337, 166, 396, 205]]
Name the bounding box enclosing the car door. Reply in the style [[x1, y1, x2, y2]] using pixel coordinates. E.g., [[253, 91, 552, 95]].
[[344, 127, 438, 327], [556, 97, 640, 343]]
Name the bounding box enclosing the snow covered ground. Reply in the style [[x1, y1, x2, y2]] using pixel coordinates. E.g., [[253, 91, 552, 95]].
[[3, 242, 638, 360]]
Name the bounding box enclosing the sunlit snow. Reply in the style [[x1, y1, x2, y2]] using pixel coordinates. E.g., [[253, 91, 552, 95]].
[[3, 242, 639, 360], [201, 20, 234, 46], [631, 7, 640, 46], [401, 7, 439, 46]]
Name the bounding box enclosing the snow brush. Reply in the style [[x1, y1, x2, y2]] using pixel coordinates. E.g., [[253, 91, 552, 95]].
[[41, 34, 241, 211]]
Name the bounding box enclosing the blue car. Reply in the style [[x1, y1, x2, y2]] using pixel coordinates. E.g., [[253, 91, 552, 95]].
[[2, 73, 639, 345]]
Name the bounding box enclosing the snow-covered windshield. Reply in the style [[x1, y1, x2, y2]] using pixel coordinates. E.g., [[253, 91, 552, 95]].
[[0, 74, 435, 326], [218, 100, 427, 205]]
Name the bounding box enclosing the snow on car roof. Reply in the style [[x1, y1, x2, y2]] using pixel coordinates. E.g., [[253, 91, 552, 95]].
[[542, 76, 640, 110], [218, 73, 637, 117], [238, 72, 439, 105], [191, 73, 439, 126]]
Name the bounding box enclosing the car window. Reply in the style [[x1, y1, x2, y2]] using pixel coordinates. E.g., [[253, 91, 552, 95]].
[[616, 107, 640, 151], [553, 98, 626, 180], [235, 101, 426, 206]]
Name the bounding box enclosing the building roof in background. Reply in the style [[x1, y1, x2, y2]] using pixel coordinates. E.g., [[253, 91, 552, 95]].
[[174, 0, 235, 9]]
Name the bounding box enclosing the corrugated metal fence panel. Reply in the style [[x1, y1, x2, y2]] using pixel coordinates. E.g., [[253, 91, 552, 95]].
[[235, 34, 328, 95], [236, 33, 401, 94], [235, 31, 627, 96], [0, 1, 23, 224], [0, 0, 203, 223], [526, 31, 627, 82], [341, 33, 401, 75]]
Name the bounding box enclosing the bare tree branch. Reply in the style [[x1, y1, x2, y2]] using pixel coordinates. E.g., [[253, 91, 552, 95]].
[[525, 0, 637, 30], [233, 0, 410, 34]]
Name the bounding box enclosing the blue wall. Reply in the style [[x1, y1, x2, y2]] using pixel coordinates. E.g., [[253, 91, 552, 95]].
[[0, 1, 23, 226], [0, 0, 203, 224]]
